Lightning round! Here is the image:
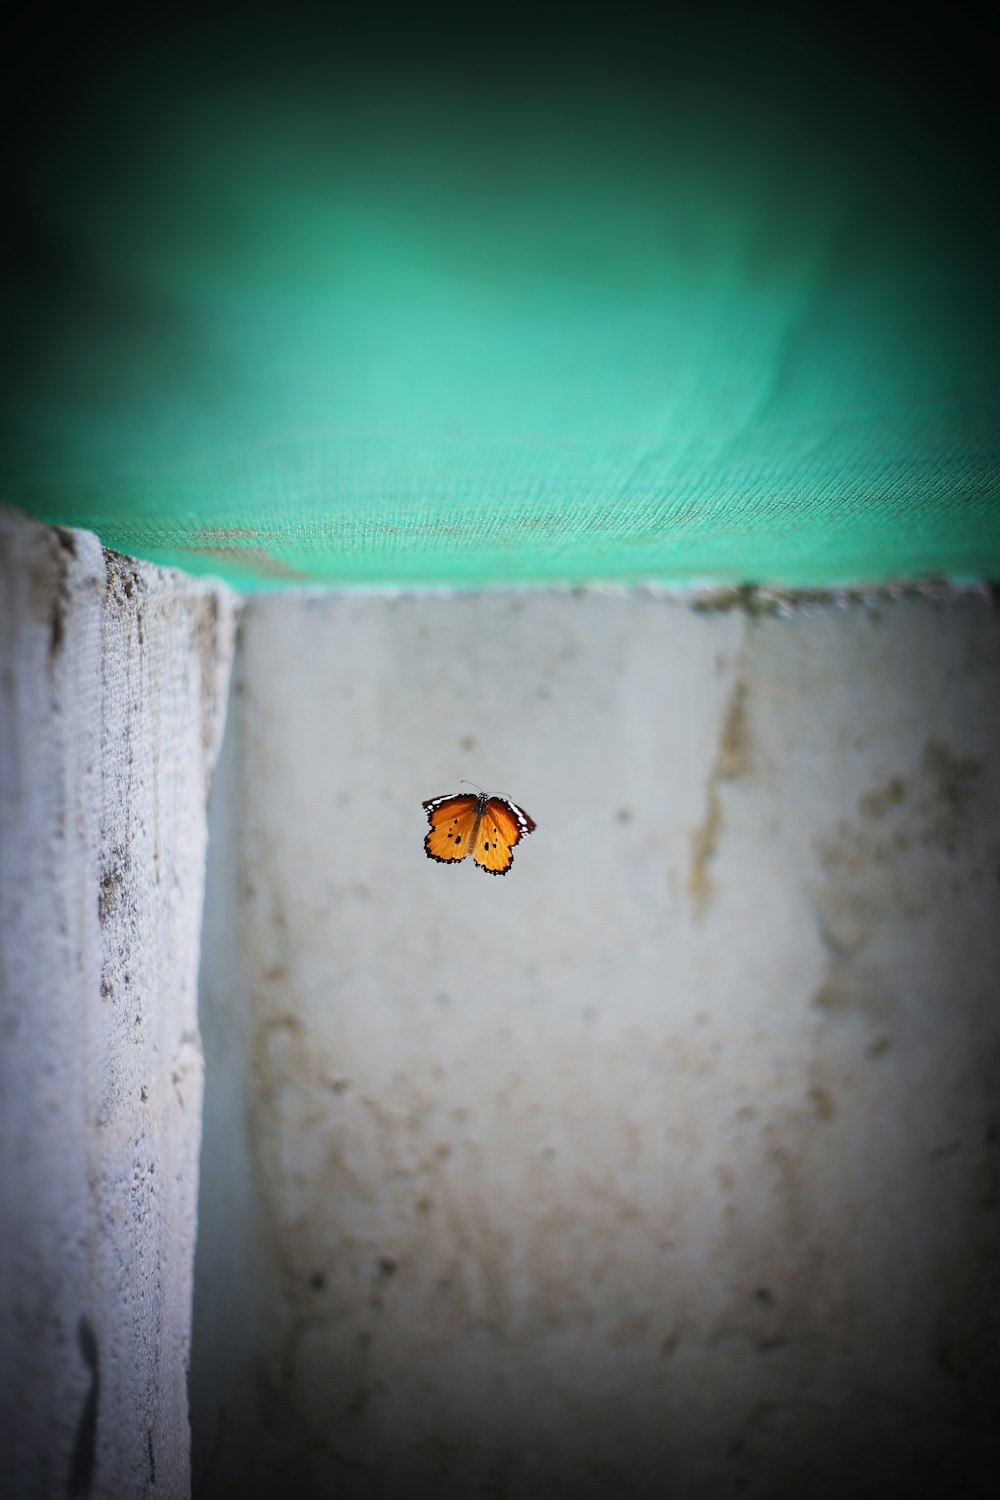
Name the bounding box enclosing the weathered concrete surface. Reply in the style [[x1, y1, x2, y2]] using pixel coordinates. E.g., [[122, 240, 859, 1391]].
[[0, 509, 237, 1499], [193, 586, 1000, 1499]]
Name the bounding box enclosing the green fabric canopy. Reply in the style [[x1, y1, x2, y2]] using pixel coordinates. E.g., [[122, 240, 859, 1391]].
[[3, 7, 999, 588]]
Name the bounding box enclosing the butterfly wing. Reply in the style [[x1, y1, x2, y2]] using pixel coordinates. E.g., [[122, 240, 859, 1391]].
[[423, 793, 479, 864], [472, 797, 536, 876]]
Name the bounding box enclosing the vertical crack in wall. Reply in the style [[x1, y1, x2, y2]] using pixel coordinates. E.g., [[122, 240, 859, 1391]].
[[67, 1316, 100, 1497]]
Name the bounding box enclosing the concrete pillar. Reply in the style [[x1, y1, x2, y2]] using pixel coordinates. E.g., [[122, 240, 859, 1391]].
[[193, 585, 1000, 1498], [0, 510, 237, 1500]]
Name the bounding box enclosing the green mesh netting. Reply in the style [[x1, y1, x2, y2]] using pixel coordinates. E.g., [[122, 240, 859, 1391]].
[[3, 8, 999, 589]]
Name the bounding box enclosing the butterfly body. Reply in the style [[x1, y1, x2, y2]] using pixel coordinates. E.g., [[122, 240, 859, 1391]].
[[423, 790, 536, 876]]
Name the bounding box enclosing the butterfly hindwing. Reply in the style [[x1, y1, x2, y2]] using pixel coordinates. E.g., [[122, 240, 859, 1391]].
[[423, 793, 479, 863]]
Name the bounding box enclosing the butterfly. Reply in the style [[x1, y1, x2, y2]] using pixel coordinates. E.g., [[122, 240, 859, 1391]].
[[423, 784, 536, 876]]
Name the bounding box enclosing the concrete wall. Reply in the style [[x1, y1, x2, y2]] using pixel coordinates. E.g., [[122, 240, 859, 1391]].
[[6, 513, 995, 1499], [0, 510, 237, 1500], [192, 586, 1000, 1498]]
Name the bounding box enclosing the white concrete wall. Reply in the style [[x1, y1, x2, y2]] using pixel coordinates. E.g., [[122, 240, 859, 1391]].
[[0, 510, 237, 1500], [7, 510, 995, 1500], [192, 586, 1000, 1498]]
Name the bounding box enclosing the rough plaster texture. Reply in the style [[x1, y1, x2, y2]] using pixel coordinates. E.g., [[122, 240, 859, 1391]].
[[0, 510, 237, 1500], [192, 586, 1000, 1499]]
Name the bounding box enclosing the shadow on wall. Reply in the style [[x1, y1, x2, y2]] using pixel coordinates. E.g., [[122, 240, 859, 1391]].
[[191, 588, 1000, 1499]]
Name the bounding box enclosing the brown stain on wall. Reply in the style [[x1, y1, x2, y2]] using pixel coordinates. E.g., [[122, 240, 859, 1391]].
[[690, 677, 752, 918]]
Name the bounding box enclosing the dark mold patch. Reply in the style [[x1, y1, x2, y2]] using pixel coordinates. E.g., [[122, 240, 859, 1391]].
[[919, 738, 983, 855], [97, 846, 128, 927], [859, 776, 907, 819], [97, 870, 119, 926], [102, 550, 144, 651], [809, 976, 898, 1027], [807, 1084, 836, 1122], [693, 585, 805, 617], [103, 549, 140, 599]]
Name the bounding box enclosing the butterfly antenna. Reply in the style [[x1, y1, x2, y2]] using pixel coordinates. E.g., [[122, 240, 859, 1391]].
[[460, 779, 486, 794]]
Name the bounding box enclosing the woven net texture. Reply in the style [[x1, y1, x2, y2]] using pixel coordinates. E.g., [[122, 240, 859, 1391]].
[[3, 7, 998, 589]]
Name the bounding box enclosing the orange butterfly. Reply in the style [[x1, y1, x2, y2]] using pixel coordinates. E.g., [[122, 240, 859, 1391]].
[[423, 784, 536, 876]]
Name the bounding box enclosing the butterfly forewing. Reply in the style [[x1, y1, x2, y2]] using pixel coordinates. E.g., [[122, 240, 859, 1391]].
[[423, 793, 479, 863], [493, 797, 536, 841]]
